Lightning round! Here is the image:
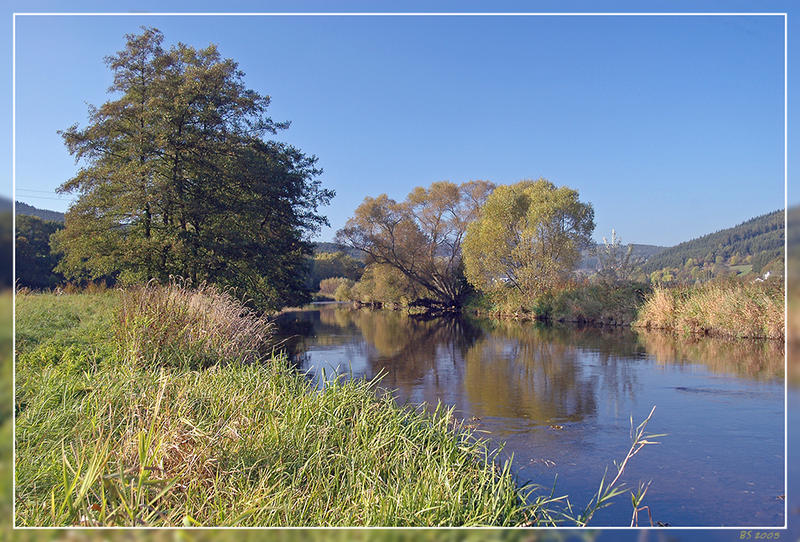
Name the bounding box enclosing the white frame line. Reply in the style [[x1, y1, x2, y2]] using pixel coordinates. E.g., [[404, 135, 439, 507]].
[[10, 10, 790, 532]]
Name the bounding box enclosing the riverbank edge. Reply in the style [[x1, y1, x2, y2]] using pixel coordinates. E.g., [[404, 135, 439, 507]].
[[460, 281, 784, 340], [336, 279, 785, 340], [466, 305, 785, 341]]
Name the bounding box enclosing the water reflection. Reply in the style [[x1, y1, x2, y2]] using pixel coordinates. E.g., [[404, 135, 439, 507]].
[[279, 308, 604, 425], [278, 306, 784, 423], [635, 329, 784, 381], [275, 304, 785, 526], [461, 325, 597, 423]]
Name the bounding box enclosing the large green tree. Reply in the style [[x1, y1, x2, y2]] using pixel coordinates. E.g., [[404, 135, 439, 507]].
[[462, 179, 594, 303], [336, 180, 494, 311], [51, 28, 332, 310]]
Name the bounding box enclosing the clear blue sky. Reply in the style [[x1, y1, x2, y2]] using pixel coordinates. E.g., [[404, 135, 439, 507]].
[[3, 1, 794, 246]]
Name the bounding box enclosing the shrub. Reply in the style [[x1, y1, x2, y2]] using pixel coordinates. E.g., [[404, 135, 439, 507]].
[[318, 277, 353, 297], [550, 282, 650, 325], [350, 264, 420, 306], [333, 279, 355, 302], [470, 281, 649, 325]]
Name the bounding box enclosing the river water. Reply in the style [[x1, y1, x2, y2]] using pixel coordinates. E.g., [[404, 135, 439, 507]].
[[275, 303, 786, 527]]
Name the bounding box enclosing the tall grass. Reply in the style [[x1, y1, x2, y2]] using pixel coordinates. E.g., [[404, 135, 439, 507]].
[[16, 358, 542, 527], [117, 280, 274, 367], [633, 281, 784, 339], [562, 406, 663, 527]]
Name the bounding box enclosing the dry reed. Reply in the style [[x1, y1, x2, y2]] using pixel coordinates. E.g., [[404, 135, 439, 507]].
[[634, 281, 784, 340], [117, 279, 274, 367]]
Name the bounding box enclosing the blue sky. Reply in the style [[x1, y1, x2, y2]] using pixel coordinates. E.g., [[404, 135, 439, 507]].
[[4, 2, 793, 246]]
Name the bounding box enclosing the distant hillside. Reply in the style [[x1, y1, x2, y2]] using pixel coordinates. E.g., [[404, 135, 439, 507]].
[[15, 201, 65, 223], [642, 210, 784, 280], [313, 242, 365, 260]]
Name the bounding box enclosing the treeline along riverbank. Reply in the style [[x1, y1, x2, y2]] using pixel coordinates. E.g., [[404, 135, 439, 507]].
[[332, 279, 784, 341]]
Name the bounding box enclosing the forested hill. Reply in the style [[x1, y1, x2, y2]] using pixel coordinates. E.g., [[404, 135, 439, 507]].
[[15, 202, 65, 223], [641, 209, 784, 278], [314, 242, 365, 260]]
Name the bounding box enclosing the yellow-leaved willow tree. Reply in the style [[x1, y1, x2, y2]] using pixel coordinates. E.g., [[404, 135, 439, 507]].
[[462, 179, 595, 307]]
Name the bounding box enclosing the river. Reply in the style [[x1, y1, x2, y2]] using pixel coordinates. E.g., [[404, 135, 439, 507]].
[[275, 303, 787, 528]]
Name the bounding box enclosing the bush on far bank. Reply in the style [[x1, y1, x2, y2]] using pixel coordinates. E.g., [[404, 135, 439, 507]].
[[464, 279, 650, 326], [549, 281, 650, 325]]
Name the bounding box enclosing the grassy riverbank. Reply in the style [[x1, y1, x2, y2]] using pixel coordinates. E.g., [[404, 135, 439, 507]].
[[463, 280, 784, 340], [15, 286, 545, 527]]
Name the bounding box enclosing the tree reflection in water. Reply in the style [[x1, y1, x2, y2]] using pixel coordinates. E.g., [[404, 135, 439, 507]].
[[461, 323, 597, 423], [635, 330, 783, 381], [275, 306, 784, 427]]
